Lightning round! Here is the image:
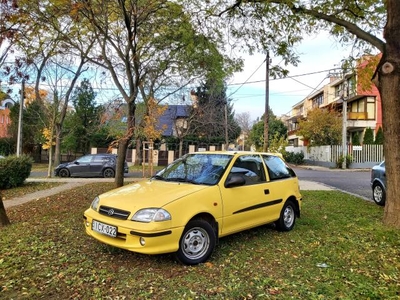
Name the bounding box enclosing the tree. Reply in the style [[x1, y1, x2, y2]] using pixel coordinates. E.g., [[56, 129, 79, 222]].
[[375, 127, 384, 145], [363, 127, 375, 144], [249, 109, 287, 151], [68, 0, 237, 187], [185, 0, 400, 226], [62, 79, 99, 154], [235, 112, 255, 150], [297, 109, 342, 146], [191, 81, 241, 147]]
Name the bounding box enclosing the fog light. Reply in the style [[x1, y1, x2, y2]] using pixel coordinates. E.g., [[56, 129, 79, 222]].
[[139, 237, 146, 246]]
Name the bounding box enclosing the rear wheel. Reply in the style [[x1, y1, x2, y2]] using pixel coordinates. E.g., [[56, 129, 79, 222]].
[[58, 168, 70, 178], [372, 182, 386, 206], [175, 219, 216, 265], [103, 168, 115, 178], [276, 200, 296, 231]]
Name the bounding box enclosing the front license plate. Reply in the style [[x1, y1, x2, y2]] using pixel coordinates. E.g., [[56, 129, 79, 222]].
[[92, 220, 117, 238]]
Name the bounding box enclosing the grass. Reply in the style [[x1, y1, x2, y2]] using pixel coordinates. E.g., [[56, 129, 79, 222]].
[[1, 184, 399, 299]]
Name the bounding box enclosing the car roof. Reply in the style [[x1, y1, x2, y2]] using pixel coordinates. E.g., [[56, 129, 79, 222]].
[[191, 151, 283, 158]]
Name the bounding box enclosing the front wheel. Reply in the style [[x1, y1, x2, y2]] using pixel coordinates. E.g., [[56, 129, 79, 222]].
[[58, 168, 70, 178], [372, 182, 386, 206], [103, 168, 115, 178], [175, 219, 216, 265], [276, 200, 296, 232]]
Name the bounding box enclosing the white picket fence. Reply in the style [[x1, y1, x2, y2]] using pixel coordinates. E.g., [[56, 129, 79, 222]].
[[286, 144, 384, 168]]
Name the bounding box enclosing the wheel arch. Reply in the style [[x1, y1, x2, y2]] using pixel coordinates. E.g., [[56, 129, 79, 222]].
[[286, 196, 301, 218], [187, 213, 219, 239]]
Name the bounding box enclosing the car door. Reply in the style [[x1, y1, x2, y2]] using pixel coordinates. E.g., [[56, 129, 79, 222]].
[[219, 154, 278, 236], [69, 155, 93, 176], [90, 155, 108, 176]]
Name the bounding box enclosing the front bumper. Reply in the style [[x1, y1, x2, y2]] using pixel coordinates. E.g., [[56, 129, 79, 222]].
[[83, 210, 184, 255]]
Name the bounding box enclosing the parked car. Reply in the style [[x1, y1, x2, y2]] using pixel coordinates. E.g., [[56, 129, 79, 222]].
[[371, 161, 386, 206], [54, 154, 128, 178], [83, 151, 302, 265]]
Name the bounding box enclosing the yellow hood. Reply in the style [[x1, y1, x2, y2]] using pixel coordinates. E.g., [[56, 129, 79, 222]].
[[98, 179, 210, 211]]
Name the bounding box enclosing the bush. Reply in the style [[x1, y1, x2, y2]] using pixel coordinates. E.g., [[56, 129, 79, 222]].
[[284, 151, 304, 165], [336, 154, 353, 169], [0, 155, 33, 189], [375, 127, 384, 144], [363, 127, 374, 144]]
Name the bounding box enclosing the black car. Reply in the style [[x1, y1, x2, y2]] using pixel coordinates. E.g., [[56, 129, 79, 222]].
[[370, 161, 386, 206], [54, 154, 129, 178]]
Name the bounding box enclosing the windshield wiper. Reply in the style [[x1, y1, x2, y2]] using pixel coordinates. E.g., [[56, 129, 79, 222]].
[[165, 177, 200, 184], [151, 175, 165, 181]]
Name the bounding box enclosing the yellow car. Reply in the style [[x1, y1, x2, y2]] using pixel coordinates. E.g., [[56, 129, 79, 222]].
[[83, 151, 302, 265]]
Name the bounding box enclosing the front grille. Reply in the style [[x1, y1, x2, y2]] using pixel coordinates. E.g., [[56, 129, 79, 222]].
[[99, 205, 130, 220]]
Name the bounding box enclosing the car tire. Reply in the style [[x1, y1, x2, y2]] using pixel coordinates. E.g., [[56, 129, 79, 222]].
[[372, 182, 386, 206], [175, 219, 216, 265], [58, 168, 70, 178], [103, 168, 115, 178], [276, 200, 296, 232]]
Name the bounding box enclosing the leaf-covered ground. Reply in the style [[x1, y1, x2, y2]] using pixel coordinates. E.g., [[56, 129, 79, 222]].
[[1, 184, 399, 299]]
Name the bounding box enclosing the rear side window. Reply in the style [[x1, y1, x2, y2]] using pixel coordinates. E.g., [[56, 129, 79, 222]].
[[262, 155, 296, 181]]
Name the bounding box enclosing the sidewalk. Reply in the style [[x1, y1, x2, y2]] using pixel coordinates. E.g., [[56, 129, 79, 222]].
[[3, 177, 333, 209]]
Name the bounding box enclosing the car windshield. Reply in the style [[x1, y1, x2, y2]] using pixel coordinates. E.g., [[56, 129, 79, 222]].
[[153, 153, 232, 185]]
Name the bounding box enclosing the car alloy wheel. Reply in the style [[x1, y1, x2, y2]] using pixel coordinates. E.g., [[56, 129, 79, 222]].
[[103, 168, 115, 178], [59, 168, 70, 177], [372, 183, 386, 206]]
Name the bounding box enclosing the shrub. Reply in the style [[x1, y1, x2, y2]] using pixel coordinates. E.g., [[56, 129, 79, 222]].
[[363, 127, 374, 144], [352, 132, 361, 145], [0, 155, 33, 189], [284, 151, 304, 165], [336, 154, 353, 169], [375, 127, 384, 144]]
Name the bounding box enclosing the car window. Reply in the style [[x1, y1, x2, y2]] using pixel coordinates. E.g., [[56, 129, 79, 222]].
[[155, 153, 232, 185], [262, 155, 296, 180], [228, 155, 266, 185], [93, 155, 114, 163], [76, 155, 93, 163]]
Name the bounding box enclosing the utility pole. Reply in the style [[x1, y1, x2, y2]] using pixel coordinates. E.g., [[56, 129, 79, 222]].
[[263, 51, 270, 152], [16, 79, 25, 157], [342, 80, 348, 169]]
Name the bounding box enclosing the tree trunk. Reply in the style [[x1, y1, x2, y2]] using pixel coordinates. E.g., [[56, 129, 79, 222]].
[[377, 0, 400, 228], [54, 123, 62, 169], [0, 191, 11, 227], [115, 139, 128, 188], [179, 139, 183, 158]]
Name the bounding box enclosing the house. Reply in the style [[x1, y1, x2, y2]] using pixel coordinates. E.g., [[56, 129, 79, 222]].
[[286, 56, 382, 146], [0, 99, 14, 138], [158, 105, 191, 137]]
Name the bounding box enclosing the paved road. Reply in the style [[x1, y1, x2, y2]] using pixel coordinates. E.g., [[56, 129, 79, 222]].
[[292, 166, 372, 201]]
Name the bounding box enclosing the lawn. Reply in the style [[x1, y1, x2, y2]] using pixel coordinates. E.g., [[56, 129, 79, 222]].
[[1, 184, 399, 299]]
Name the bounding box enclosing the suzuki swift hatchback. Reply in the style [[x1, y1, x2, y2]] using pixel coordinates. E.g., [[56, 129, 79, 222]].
[[83, 151, 302, 265]]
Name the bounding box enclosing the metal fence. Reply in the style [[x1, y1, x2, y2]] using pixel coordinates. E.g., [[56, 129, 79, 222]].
[[286, 144, 384, 168]]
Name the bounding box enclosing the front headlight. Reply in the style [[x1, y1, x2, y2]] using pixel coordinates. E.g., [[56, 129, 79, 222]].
[[91, 196, 100, 211], [132, 208, 171, 223]]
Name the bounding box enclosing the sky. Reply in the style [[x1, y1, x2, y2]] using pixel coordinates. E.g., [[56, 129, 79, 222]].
[[226, 33, 354, 121]]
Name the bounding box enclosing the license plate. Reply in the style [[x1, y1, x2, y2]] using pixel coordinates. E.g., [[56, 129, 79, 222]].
[[92, 220, 117, 238]]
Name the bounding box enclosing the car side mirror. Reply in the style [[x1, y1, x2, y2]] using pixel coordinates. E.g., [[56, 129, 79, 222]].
[[74, 161, 80, 165], [225, 174, 246, 188]]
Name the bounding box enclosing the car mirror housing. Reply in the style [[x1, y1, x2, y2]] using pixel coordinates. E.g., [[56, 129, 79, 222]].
[[225, 175, 246, 188]]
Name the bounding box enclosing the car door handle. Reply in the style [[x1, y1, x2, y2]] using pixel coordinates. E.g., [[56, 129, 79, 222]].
[[264, 189, 270, 195]]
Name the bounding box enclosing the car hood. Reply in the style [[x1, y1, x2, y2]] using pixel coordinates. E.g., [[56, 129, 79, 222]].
[[55, 162, 72, 169], [98, 179, 211, 210]]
